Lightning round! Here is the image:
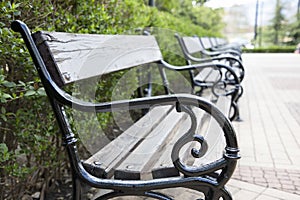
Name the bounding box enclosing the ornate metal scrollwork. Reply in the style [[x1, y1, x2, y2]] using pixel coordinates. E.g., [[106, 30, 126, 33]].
[[171, 100, 239, 179], [172, 103, 213, 177], [212, 68, 239, 98]]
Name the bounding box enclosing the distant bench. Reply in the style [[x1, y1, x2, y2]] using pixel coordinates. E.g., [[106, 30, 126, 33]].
[[175, 34, 245, 121], [202, 37, 244, 55], [12, 20, 240, 200]]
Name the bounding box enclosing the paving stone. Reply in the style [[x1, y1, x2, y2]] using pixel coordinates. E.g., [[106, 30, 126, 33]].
[[234, 162, 300, 195]]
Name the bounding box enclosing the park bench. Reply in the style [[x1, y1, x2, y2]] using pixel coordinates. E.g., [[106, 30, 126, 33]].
[[196, 37, 242, 60], [206, 37, 244, 54], [12, 20, 240, 200], [175, 34, 245, 121]]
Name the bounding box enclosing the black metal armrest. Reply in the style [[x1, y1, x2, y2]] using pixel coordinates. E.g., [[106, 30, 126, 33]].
[[60, 92, 241, 190], [180, 54, 244, 82], [160, 59, 240, 84], [202, 48, 241, 57]]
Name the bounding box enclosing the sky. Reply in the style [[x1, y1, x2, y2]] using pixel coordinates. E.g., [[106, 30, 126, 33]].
[[203, 0, 299, 42], [205, 0, 256, 9], [205, 0, 298, 26]]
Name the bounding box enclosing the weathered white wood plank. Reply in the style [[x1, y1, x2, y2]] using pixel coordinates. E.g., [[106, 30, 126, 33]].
[[200, 37, 213, 49], [151, 109, 208, 179], [114, 108, 187, 180], [41, 32, 163, 84], [151, 92, 213, 179], [194, 68, 220, 83], [182, 37, 203, 54], [193, 96, 230, 167], [83, 105, 173, 178]]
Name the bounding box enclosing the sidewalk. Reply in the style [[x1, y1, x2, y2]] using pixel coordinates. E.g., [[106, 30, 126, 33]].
[[92, 54, 300, 200], [228, 179, 300, 200], [230, 53, 300, 199]]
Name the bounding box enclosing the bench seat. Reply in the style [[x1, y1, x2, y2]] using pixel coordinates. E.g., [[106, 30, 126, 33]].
[[82, 90, 230, 181]]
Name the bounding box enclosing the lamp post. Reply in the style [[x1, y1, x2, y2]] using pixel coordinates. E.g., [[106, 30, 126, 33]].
[[254, 0, 259, 41], [259, 1, 264, 47], [297, 0, 300, 20], [149, 0, 155, 7]]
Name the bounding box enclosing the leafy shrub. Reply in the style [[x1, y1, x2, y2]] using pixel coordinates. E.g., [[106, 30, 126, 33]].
[[243, 46, 295, 53], [0, 0, 225, 199]]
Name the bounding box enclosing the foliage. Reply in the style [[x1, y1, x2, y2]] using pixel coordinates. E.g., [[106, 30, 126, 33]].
[[287, 16, 300, 45], [259, 0, 300, 46], [270, 0, 285, 45], [154, 0, 224, 36], [243, 46, 295, 53], [0, 0, 225, 199]]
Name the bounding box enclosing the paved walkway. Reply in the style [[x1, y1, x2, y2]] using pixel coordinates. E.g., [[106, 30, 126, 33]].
[[92, 53, 300, 200], [230, 53, 300, 199]]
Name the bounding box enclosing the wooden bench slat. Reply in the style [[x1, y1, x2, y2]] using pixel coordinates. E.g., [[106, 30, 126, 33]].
[[151, 108, 209, 179], [193, 96, 230, 167], [200, 37, 212, 50], [182, 37, 203, 54], [151, 96, 230, 179], [82, 105, 173, 178], [151, 91, 214, 179], [114, 108, 187, 180], [150, 116, 192, 179], [35, 32, 163, 84], [194, 68, 220, 84]]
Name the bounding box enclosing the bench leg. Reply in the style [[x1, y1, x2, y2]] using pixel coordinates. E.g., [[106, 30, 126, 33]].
[[230, 101, 241, 121], [72, 173, 82, 200], [201, 187, 233, 200]]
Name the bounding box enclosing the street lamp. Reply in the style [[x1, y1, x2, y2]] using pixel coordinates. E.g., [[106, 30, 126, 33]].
[[149, 0, 155, 7], [254, 0, 259, 41], [297, 0, 300, 20]]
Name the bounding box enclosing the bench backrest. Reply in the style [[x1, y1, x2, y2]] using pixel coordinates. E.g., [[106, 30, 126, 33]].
[[32, 31, 163, 86], [216, 37, 227, 46], [181, 36, 204, 54], [200, 37, 215, 50], [209, 37, 218, 47]]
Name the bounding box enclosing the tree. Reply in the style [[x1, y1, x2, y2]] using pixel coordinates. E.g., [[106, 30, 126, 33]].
[[194, 0, 210, 6], [288, 16, 300, 44], [271, 0, 285, 44], [297, 0, 300, 21]]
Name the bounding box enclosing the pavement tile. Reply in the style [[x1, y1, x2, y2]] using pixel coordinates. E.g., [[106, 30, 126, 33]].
[[263, 188, 300, 200], [94, 54, 300, 199], [255, 195, 281, 200], [230, 53, 300, 199]]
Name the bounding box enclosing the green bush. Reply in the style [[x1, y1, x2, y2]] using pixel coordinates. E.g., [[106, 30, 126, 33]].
[[243, 46, 295, 53], [0, 0, 225, 198]]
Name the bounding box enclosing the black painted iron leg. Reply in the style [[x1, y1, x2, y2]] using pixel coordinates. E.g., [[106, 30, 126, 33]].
[[72, 173, 82, 200], [204, 187, 233, 200]]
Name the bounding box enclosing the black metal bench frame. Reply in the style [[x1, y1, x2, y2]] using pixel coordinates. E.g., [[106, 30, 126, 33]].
[[12, 20, 240, 200], [175, 34, 245, 121], [206, 37, 244, 55]]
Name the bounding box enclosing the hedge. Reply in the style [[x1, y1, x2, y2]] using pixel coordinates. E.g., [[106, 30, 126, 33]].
[[0, 0, 224, 199]]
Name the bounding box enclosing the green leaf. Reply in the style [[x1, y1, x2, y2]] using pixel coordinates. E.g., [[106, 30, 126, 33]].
[[37, 88, 46, 96], [1, 114, 7, 122], [18, 81, 26, 86], [2, 81, 16, 88], [2, 93, 12, 99], [24, 90, 36, 97], [0, 143, 9, 162], [1, 107, 6, 114]]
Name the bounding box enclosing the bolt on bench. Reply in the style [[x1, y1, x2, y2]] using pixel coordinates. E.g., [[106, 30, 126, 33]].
[[12, 20, 240, 200]]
